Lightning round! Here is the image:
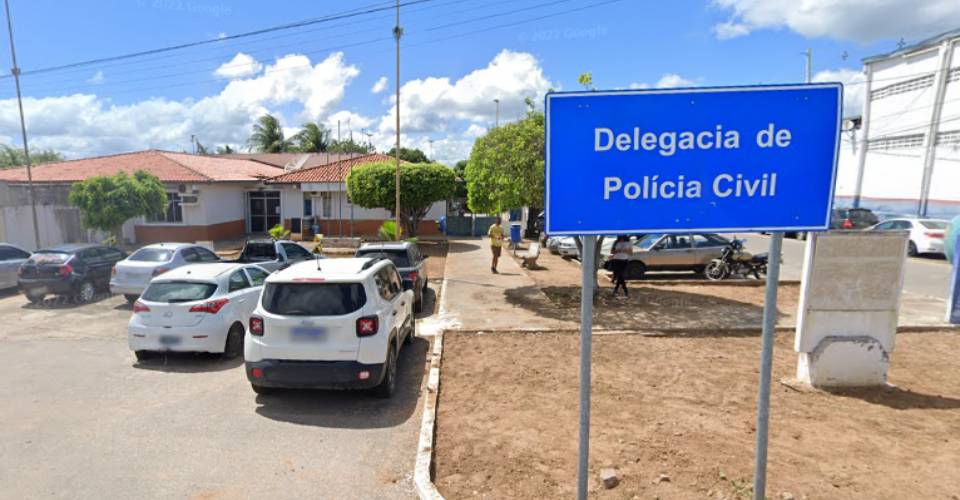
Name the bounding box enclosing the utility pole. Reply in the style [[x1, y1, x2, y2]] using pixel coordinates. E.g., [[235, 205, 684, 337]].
[[427, 138, 434, 161], [803, 48, 812, 84], [494, 98, 500, 128], [393, 0, 402, 240], [4, 0, 40, 250]]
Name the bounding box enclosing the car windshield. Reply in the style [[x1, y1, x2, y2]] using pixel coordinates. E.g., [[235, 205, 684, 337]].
[[142, 282, 218, 303], [636, 234, 664, 250], [262, 283, 367, 316], [129, 248, 174, 262], [356, 249, 410, 268], [29, 252, 70, 264], [243, 243, 277, 260], [920, 220, 948, 230]]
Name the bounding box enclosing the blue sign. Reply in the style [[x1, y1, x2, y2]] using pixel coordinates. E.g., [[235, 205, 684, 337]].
[[545, 84, 842, 235]]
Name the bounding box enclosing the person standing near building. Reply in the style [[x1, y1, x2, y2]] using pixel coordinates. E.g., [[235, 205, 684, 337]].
[[488, 216, 505, 273], [611, 235, 633, 297]]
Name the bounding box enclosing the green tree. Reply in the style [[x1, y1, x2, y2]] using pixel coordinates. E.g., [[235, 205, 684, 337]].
[[385, 147, 429, 163], [247, 114, 289, 153], [452, 160, 468, 200], [578, 72, 594, 90], [215, 144, 236, 154], [68, 171, 167, 243], [292, 122, 330, 152], [347, 161, 455, 236], [328, 138, 373, 154], [0, 145, 64, 168], [464, 109, 544, 213]]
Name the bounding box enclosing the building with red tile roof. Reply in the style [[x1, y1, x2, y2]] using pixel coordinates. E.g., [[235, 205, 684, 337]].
[[267, 153, 399, 184]]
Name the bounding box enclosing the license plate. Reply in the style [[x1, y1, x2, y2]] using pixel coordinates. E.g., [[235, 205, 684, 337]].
[[291, 327, 326, 341], [159, 335, 181, 346]]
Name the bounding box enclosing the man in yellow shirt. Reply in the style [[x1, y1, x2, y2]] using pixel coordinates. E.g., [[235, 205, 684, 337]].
[[488, 216, 504, 273]]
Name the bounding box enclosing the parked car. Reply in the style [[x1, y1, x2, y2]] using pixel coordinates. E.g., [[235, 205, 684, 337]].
[[786, 207, 879, 240], [546, 236, 569, 254], [0, 243, 31, 290], [245, 257, 416, 398], [127, 263, 269, 361], [867, 217, 949, 256], [613, 233, 731, 279], [355, 241, 428, 313], [110, 243, 221, 303], [557, 237, 579, 258], [224, 238, 316, 272], [17, 243, 127, 303]]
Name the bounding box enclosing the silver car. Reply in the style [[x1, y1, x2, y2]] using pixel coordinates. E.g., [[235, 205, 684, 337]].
[[0, 243, 31, 290], [606, 233, 731, 279], [110, 243, 221, 302]]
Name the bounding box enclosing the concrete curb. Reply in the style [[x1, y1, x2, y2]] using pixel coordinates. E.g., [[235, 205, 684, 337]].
[[449, 325, 959, 336], [414, 278, 447, 500]]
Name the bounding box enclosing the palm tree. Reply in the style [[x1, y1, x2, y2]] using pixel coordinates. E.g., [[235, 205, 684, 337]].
[[247, 114, 288, 153], [215, 144, 235, 155], [292, 122, 330, 153]]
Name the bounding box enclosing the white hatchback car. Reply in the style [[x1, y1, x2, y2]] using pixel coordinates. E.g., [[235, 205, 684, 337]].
[[245, 257, 415, 398], [867, 218, 949, 256], [111, 243, 221, 303], [128, 263, 269, 361]]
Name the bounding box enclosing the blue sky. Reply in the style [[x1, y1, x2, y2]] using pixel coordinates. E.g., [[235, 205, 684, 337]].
[[0, 0, 956, 163]]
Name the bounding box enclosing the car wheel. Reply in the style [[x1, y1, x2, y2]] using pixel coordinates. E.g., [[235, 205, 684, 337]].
[[374, 345, 398, 399], [414, 294, 424, 314], [74, 280, 96, 304], [134, 350, 153, 362], [251, 384, 274, 396], [124, 294, 139, 304], [25, 291, 45, 304], [626, 261, 646, 280], [223, 323, 244, 359], [404, 318, 416, 345], [907, 240, 918, 257]]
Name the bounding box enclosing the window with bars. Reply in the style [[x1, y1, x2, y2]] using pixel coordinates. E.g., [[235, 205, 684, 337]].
[[871, 73, 935, 100], [867, 133, 925, 150], [146, 192, 184, 223], [937, 129, 960, 146]]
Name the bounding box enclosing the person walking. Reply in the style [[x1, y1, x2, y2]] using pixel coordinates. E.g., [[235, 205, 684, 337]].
[[611, 235, 633, 297], [488, 216, 505, 273]]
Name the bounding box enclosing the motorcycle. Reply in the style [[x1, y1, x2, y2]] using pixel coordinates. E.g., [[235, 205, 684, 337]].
[[704, 239, 768, 280]]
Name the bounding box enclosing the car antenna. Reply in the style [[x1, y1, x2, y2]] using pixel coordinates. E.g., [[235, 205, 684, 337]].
[[316, 253, 322, 271]]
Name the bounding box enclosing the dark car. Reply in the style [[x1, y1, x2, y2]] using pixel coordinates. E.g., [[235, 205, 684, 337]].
[[355, 241, 428, 313], [786, 207, 879, 240], [17, 243, 127, 303]]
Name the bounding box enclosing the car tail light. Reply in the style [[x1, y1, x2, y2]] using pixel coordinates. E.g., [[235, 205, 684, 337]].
[[841, 218, 854, 229], [132, 300, 150, 313], [356, 316, 379, 337], [407, 271, 418, 283], [189, 298, 229, 314], [57, 264, 73, 277], [925, 231, 944, 239], [152, 267, 170, 277], [250, 367, 264, 379], [249, 316, 264, 336]]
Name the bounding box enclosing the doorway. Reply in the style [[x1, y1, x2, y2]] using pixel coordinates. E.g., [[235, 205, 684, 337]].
[[247, 191, 281, 234]]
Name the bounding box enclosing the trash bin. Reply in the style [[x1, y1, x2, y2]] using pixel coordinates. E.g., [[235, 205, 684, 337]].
[[510, 222, 522, 247]]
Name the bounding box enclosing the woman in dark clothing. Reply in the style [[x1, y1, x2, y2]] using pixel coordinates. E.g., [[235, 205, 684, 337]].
[[610, 235, 633, 297]]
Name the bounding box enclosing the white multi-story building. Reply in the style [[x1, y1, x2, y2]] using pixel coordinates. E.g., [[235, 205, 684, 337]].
[[835, 28, 960, 218]]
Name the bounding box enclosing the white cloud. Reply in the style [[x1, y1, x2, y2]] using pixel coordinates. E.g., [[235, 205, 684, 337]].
[[813, 68, 865, 117], [377, 49, 554, 135], [214, 52, 264, 79], [464, 124, 487, 138], [86, 71, 105, 85], [711, 0, 960, 42], [0, 52, 359, 157], [371, 76, 388, 94], [629, 73, 696, 90]]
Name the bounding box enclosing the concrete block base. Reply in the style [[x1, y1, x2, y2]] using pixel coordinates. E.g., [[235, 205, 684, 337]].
[[797, 335, 889, 388]]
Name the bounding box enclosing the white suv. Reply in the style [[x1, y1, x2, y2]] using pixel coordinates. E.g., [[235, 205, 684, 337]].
[[245, 257, 415, 398]]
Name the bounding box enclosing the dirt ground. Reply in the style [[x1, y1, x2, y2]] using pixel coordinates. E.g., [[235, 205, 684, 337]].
[[506, 248, 799, 330], [434, 330, 960, 499]]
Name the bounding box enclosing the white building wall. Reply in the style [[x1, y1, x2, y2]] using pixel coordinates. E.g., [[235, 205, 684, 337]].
[[198, 184, 247, 225]]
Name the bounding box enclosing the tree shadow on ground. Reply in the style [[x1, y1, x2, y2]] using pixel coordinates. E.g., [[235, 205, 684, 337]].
[[821, 385, 960, 410], [504, 284, 774, 331], [447, 241, 481, 254], [253, 337, 428, 429]]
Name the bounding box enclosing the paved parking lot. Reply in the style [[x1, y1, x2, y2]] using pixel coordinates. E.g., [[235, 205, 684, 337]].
[[0, 289, 429, 499]]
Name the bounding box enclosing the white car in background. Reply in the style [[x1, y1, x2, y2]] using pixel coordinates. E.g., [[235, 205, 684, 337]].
[[0, 243, 31, 290], [111, 243, 221, 303], [128, 263, 269, 361], [245, 257, 415, 398], [867, 218, 949, 257]]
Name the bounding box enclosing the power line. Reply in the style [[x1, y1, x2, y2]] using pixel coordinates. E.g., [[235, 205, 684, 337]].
[[1, 0, 436, 79]]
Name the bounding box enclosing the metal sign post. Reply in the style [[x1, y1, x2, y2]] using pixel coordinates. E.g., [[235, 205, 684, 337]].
[[576, 235, 596, 500], [752, 232, 783, 499], [545, 84, 841, 499]]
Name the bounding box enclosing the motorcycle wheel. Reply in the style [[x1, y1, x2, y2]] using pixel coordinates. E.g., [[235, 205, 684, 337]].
[[705, 261, 728, 281]]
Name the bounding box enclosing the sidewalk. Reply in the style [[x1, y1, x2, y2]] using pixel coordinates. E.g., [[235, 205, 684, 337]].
[[424, 238, 577, 333]]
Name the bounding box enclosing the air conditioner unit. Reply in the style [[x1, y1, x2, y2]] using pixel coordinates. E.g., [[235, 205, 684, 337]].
[[180, 194, 201, 206]]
